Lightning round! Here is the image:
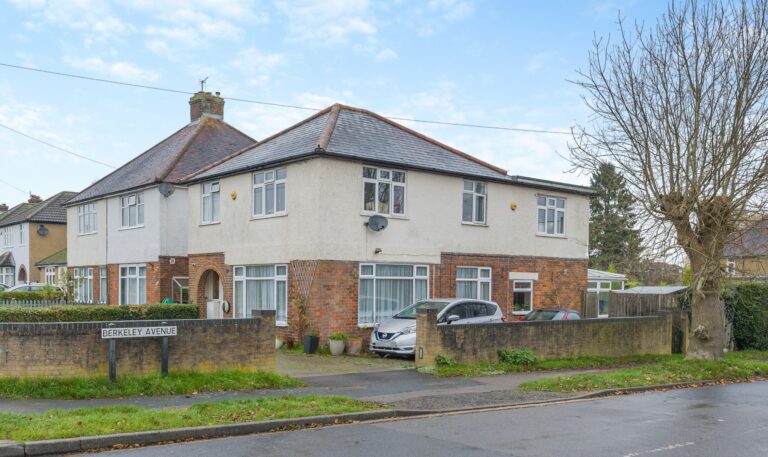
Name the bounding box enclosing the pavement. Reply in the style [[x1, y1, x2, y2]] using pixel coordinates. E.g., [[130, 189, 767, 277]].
[[74, 381, 768, 457]]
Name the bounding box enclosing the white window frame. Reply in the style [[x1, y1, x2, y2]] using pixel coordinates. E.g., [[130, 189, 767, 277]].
[[462, 180, 487, 225], [358, 263, 429, 326], [726, 259, 736, 276], [2, 227, 13, 248], [119, 264, 147, 305], [120, 193, 145, 228], [73, 267, 94, 303], [77, 203, 97, 235], [361, 166, 406, 217], [537, 195, 566, 236], [201, 181, 221, 224], [456, 266, 492, 301], [232, 264, 288, 325], [99, 267, 108, 304], [45, 266, 56, 285], [588, 281, 621, 318], [18, 224, 26, 246], [252, 168, 287, 218], [0, 267, 15, 287], [512, 280, 534, 315]]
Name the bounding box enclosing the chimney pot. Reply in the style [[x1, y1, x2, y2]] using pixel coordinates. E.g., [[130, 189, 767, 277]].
[[0, 203, 8, 212], [189, 91, 225, 122], [28, 194, 42, 203]]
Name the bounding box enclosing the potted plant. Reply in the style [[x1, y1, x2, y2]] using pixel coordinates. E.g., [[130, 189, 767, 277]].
[[346, 335, 363, 355], [329, 332, 347, 356], [303, 330, 320, 354]]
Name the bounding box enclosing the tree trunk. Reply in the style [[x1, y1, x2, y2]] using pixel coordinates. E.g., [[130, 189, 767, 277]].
[[687, 289, 726, 360]]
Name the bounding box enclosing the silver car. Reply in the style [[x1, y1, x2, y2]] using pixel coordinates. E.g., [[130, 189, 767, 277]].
[[370, 298, 505, 356]]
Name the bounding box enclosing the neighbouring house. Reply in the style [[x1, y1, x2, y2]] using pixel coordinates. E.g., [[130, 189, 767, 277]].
[[64, 91, 256, 304], [635, 259, 684, 286], [182, 103, 593, 342], [587, 268, 627, 317], [0, 192, 76, 287], [35, 248, 67, 289], [723, 218, 768, 280]]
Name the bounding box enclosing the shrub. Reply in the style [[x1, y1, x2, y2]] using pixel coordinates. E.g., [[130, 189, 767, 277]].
[[498, 348, 537, 366], [0, 290, 66, 302], [435, 354, 457, 367], [723, 282, 768, 350], [329, 332, 348, 341], [0, 304, 200, 323]]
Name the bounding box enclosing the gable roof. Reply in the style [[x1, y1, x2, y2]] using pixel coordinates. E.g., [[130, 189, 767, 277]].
[[36, 248, 67, 267], [0, 192, 77, 228], [0, 251, 14, 268], [67, 116, 256, 205], [724, 218, 768, 258]]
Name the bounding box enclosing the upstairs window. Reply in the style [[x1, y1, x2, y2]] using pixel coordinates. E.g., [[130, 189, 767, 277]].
[[253, 168, 286, 217], [362, 166, 406, 216], [120, 193, 144, 228], [201, 181, 221, 224], [18, 224, 26, 246], [462, 180, 487, 224], [2, 227, 12, 247], [537, 195, 565, 235], [77, 203, 97, 234]]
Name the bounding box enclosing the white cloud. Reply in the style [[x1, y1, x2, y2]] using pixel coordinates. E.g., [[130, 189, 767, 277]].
[[230, 48, 285, 86], [374, 48, 397, 62], [428, 0, 474, 21], [400, 0, 475, 36], [63, 56, 160, 82], [7, 0, 134, 40], [275, 0, 377, 45]]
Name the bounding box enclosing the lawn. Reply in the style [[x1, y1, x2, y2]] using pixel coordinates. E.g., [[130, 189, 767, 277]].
[[429, 354, 674, 377], [519, 351, 768, 393], [0, 370, 304, 400], [0, 395, 382, 442]]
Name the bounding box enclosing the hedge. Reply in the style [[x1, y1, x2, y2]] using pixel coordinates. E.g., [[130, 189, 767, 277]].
[[723, 282, 768, 350], [0, 304, 200, 323], [0, 290, 66, 302]]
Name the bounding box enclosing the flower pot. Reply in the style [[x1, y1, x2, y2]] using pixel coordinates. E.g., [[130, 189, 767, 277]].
[[303, 335, 320, 354], [346, 337, 363, 355], [329, 339, 345, 356]]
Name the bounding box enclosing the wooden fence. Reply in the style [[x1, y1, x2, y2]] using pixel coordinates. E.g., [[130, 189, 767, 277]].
[[609, 293, 683, 317]]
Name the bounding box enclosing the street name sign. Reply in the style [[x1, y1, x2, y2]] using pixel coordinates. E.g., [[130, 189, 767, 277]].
[[101, 326, 177, 339]]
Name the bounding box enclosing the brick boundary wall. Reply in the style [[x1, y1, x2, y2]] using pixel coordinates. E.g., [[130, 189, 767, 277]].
[[415, 308, 680, 368], [0, 311, 275, 378]]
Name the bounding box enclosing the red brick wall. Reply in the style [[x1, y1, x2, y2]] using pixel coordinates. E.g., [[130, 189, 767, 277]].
[[146, 256, 189, 304], [188, 253, 231, 318]]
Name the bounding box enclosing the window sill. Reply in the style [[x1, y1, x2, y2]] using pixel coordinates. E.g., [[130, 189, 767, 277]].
[[358, 323, 376, 329], [461, 222, 488, 227], [512, 311, 531, 315], [77, 232, 98, 237], [251, 212, 288, 221], [199, 221, 221, 227], [360, 212, 408, 220], [276, 321, 288, 327], [118, 225, 145, 231], [536, 233, 567, 239]]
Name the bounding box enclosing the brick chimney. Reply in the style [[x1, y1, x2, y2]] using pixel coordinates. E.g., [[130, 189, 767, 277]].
[[0, 203, 7, 214], [189, 91, 224, 122], [28, 194, 42, 203]]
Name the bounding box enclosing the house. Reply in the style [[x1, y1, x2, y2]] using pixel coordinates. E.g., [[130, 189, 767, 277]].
[[587, 268, 627, 317], [182, 103, 593, 341], [723, 218, 768, 280], [64, 91, 256, 304], [35, 248, 67, 289], [0, 192, 76, 287]]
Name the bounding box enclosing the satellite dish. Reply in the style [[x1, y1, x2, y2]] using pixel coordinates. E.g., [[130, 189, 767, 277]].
[[158, 183, 175, 197], [37, 225, 48, 236], [367, 215, 388, 232]]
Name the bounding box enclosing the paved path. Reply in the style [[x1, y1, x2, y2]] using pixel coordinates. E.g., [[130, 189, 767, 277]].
[[77, 381, 768, 457]]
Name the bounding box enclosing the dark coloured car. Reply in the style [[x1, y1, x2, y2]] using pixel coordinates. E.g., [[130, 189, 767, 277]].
[[522, 308, 581, 321]]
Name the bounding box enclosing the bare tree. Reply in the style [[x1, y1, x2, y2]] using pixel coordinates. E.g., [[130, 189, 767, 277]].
[[570, 0, 768, 359]]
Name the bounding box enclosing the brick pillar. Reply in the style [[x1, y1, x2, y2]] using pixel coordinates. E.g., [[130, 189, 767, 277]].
[[415, 307, 440, 368], [251, 309, 276, 371]]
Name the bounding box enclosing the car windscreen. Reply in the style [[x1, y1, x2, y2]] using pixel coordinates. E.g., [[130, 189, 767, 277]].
[[525, 310, 559, 321], [394, 301, 450, 319]]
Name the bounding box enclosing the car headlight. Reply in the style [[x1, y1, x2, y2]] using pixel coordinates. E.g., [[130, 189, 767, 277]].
[[400, 326, 416, 335]]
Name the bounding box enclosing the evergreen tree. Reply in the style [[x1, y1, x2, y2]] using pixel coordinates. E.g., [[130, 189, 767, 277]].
[[588, 163, 642, 275]]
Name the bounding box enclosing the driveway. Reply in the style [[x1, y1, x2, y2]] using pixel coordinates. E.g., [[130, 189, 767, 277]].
[[275, 350, 413, 377]]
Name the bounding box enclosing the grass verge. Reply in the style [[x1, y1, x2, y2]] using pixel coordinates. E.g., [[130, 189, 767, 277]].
[[0, 370, 304, 400], [519, 352, 768, 392], [429, 354, 674, 377], [0, 395, 381, 442]]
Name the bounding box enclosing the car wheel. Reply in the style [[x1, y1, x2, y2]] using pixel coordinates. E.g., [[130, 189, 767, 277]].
[[376, 352, 387, 358]]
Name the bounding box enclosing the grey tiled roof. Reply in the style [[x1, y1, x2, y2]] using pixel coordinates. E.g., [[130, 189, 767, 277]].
[[0, 251, 14, 268], [724, 218, 768, 258], [67, 116, 256, 205], [192, 104, 510, 182], [0, 192, 76, 228]]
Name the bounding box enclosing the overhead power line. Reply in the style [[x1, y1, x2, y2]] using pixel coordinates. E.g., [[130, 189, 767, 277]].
[[0, 62, 572, 136], [0, 122, 116, 169], [0, 177, 28, 196]]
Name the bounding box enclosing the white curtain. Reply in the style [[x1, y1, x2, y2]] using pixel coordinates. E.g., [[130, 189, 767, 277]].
[[358, 278, 375, 324], [456, 281, 477, 299], [376, 278, 413, 321]]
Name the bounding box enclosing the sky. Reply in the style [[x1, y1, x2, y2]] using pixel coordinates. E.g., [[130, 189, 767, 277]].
[[0, 0, 668, 206]]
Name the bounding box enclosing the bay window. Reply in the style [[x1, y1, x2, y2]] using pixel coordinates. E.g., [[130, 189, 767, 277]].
[[462, 180, 486, 224], [201, 181, 221, 223], [0, 267, 14, 287], [73, 267, 93, 303], [120, 193, 144, 228], [537, 195, 566, 235], [233, 265, 288, 324], [120, 265, 146, 305], [77, 203, 97, 234], [513, 280, 534, 314], [362, 166, 406, 216], [45, 267, 56, 285], [358, 263, 428, 325], [456, 267, 492, 300], [253, 168, 286, 217]]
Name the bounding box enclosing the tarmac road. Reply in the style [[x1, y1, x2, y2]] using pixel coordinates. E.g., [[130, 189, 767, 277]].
[[77, 381, 768, 457]]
